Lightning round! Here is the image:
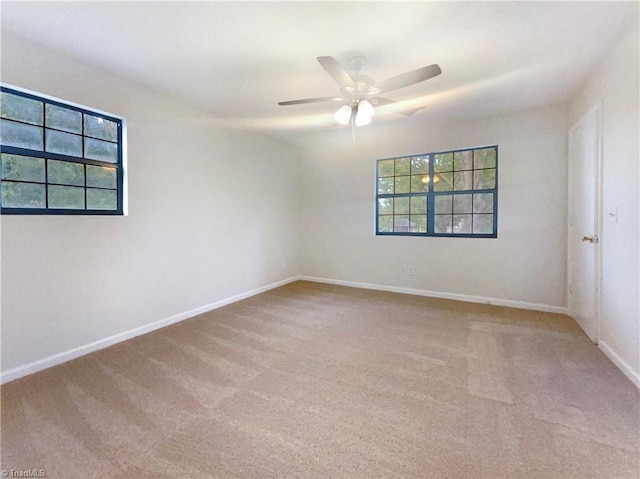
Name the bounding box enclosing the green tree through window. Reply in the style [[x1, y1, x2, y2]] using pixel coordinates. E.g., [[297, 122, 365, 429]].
[[376, 146, 497, 237]]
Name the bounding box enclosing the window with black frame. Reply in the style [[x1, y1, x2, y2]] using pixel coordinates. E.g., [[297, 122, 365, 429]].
[[0, 85, 125, 215], [376, 146, 497, 237]]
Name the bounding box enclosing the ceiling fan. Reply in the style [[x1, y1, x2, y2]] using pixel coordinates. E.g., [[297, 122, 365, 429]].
[[278, 55, 442, 130]]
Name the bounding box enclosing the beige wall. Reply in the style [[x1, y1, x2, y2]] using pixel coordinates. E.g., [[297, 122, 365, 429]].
[[569, 19, 640, 385], [299, 104, 568, 311], [0, 33, 301, 375]]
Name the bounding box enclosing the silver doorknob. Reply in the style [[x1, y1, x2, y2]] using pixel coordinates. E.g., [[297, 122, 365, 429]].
[[582, 235, 598, 243]]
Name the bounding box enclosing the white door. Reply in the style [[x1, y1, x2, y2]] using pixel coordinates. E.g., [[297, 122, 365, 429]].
[[567, 105, 601, 343]]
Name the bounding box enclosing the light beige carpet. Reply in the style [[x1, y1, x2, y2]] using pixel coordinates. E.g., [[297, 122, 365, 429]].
[[1, 281, 638, 478]]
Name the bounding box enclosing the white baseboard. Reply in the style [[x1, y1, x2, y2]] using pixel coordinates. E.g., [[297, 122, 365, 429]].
[[599, 341, 640, 390], [6, 275, 635, 391], [299, 275, 567, 314], [0, 276, 300, 384]]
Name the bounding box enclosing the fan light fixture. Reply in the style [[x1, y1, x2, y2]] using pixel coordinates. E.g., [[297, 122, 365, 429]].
[[334, 99, 375, 129], [355, 99, 374, 127], [334, 105, 352, 125]]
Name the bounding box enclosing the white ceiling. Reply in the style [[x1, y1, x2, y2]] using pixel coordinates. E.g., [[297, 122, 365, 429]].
[[1, 1, 638, 142]]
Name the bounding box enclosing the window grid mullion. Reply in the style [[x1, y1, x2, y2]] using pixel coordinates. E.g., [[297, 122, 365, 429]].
[[1, 145, 118, 168], [84, 164, 88, 210], [2, 178, 116, 191], [44, 156, 49, 208], [427, 154, 435, 235]]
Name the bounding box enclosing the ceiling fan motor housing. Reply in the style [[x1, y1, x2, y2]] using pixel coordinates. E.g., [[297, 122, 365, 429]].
[[343, 74, 375, 103]]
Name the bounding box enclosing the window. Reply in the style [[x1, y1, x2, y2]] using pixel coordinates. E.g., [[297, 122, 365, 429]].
[[0, 85, 125, 215], [376, 146, 497, 237]]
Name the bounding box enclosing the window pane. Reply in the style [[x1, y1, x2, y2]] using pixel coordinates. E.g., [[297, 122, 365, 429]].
[[378, 197, 393, 215], [453, 214, 472, 234], [410, 174, 429, 193], [86, 165, 117, 189], [434, 173, 453, 192], [473, 214, 494, 234], [395, 176, 410, 194], [434, 153, 453, 172], [393, 215, 410, 232], [87, 188, 117, 210], [45, 104, 82, 133], [48, 185, 84, 209], [377, 159, 394, 177], [0, 92, 43, 125], [474, 148, 496, 169], [378, 215, 393, 233], [474, 168, 496, 190], [453, 194, 472, 213], [84, 115, 118, 141], [394, 197, 409, 215], [473, 193, 494, 213], [378, 177, 394, 194], [0, 120, 43, 150], [434, 195, 452, 214], [410, 196, 427, 214], [48, 160, 84, 186], [85, 137, 118, 163], [46, 130, 82, 157], [1, 181, 45, 208], [454, 171, 473, 190], [435, 214, 452, 234], [454, 150, 473, 170], [395, 158, 410, 176], [409, 215, 427, 233], [411, 156, 429, 174], [1, 154, 45, 182]]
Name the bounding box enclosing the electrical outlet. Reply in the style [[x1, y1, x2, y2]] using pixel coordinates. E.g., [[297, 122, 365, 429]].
[[407, 266, 413, 276]]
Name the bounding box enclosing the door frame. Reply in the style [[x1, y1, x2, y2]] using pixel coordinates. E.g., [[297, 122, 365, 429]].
[[567, 103, 603, 343]]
